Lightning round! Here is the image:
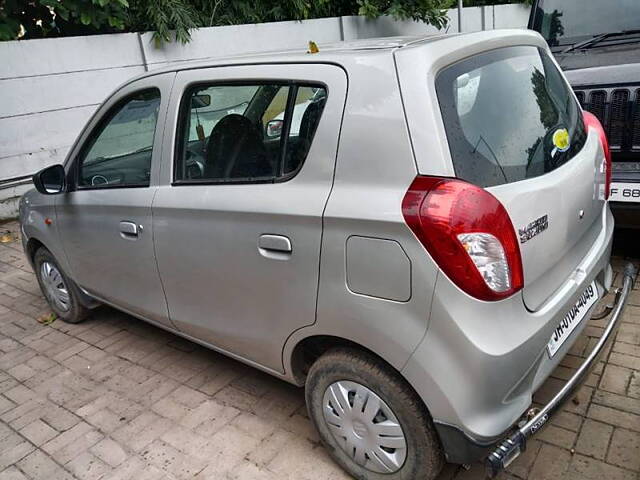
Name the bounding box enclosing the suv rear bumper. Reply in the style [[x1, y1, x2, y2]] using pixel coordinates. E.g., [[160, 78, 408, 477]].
[[611, 201, 640, 229], [610, 171, 640, 228]]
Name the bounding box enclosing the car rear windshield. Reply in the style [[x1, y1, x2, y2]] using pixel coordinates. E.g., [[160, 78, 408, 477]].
[[436, 45, 586, 188], [531, 0, 640, 47]]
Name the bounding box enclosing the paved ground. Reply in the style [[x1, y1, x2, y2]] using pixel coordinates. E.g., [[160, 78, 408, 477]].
[[0, 219, 638, 480]]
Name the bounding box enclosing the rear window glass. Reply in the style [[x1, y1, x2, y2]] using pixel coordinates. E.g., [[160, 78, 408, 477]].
[[436, 46, 586, 188]]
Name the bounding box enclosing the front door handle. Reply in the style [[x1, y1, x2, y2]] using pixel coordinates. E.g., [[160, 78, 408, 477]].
[[258, 234, 292, 254], [119, 221, 138, 239]]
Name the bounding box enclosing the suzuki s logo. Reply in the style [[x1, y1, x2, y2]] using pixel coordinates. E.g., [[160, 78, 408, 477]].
[[519, 215, 548, 244]]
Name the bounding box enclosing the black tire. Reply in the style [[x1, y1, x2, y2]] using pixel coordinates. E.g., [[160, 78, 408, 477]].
[[305, 348, 444, 480], [33, 247, 89, 324]]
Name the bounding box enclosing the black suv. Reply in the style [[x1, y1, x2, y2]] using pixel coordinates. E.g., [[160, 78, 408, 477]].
[[529, 0, 640, 228]]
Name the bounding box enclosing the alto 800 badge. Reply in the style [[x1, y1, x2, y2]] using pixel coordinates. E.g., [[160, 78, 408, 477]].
[[519, 215, 548, 244]]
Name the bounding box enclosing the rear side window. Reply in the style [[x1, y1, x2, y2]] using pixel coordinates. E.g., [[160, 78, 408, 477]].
[[436, 46, 586, 188], [174, 83, 326, 183]]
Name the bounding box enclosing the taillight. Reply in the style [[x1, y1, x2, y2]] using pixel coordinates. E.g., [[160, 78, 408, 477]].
[[402, 176, 523, 301], [583, 111, 611, 199]]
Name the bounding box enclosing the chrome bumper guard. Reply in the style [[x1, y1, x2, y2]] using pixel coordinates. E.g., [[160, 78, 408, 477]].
[[485, 263, 636, 478]]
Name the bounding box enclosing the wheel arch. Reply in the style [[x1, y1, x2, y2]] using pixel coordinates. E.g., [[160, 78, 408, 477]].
[[287, 334, 425, 409], [25, 234, 99, 309], [25, 237, 46, 267], [295, 335, 447, 476]]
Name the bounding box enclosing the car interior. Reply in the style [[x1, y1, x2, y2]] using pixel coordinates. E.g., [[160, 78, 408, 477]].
[[79, 89, 161, 188], [180, 84, 327, 182], [76, 84, 327, 188]]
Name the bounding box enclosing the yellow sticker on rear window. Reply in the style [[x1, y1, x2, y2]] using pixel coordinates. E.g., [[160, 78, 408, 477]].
[[552, 128, 570, 152]]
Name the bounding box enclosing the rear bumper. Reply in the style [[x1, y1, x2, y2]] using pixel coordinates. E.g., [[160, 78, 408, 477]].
[[434, 263, 635, 468], [402, 206, 616, 464], [485, 263, 635, 477]]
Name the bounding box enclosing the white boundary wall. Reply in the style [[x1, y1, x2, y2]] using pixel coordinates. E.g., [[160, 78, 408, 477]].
[[0, 4, 529, 217]]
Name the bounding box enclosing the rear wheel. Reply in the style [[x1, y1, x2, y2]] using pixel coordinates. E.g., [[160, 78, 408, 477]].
[[34, 247, 88, 324], [305, 348, 444, 480]]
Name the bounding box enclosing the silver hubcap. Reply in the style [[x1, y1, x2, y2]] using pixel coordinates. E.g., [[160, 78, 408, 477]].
[[40, 261, 70, 312], [322, 380, 407, 474]]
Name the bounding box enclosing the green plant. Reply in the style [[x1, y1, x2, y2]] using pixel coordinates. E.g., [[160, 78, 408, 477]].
[[130, 0, 200, 45], [0, 0, 129, 41], [445, 0, 531, 6], [1, 0, 453, 44], [357, 0, 449, 29]]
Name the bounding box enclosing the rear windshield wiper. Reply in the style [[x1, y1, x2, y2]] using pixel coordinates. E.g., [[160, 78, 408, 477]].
[[562, 29, 640, 54]]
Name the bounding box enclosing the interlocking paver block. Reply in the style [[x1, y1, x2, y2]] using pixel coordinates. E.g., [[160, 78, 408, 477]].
[[19, 419, 58, 447], [568, 453, 636, 480], [527, 443, 571, 480], [51, 428, 103, 464], [0, 467, 28, 480], [101, 456, 167, 480], [628, 371, 640, 399], [227, 460, 280, 480], [65, 452, 111, 480], [90, 438, 128, 468], [587, 404, 640, 432], [607, 428, 640, 472], [0, 433, 34, 470], [536, 424, 577, 449], [16, 449, 74, 480], [600, 364, 633, 394], [575, 419, 613, 460], [592, 389, 640, 416], [505, 439, 541, 479], [112, 411, 172, 453], [141, 439, 207, 479], [42, 421, 93, 455], [0, 222, 638, 480], [7, 365, 35, 382]]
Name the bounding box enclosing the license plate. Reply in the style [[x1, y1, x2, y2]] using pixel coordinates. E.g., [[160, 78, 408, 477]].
[[610, 182, 640, 203], [547, 282, 598, 358]]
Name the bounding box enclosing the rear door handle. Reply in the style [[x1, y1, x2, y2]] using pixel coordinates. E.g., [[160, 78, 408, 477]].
[[119, 221, 139, 238], [258, 234, 292, 253]]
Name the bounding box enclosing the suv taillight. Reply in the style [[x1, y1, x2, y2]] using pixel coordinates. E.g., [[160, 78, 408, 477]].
[[583, 111, 611, 199], [402, 176, 523, 301]]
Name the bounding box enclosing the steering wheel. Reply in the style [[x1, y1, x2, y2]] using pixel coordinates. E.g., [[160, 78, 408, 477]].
[[90, 172, 125, 186]]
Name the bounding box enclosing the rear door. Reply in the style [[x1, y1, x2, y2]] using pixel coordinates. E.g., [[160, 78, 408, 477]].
[[434, 45, 606, 310], [153, 64, 347, 372]]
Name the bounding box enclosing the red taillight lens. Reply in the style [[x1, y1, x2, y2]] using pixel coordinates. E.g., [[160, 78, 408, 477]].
[[583, 111, 611, 199], [402, 176, 524, 301]]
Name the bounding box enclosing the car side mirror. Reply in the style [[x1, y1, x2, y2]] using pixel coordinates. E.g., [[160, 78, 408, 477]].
[[33, 164, 66, 195], [266, 119, 284, 138]]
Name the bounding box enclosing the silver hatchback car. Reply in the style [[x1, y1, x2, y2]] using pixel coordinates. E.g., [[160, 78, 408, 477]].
[[20, 30, 634, 479]]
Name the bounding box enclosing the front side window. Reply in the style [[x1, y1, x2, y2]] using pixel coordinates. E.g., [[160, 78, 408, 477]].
[[436, 46, 586, 188], [175, 83, 326, 183], [78, 89, 161, 188]]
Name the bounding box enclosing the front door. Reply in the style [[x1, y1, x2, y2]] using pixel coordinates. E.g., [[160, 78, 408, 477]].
[[153, 64, 347, 372], [56, 74, 173, 327]]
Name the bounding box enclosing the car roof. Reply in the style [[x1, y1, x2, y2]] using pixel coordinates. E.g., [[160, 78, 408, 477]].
[[137, 34, 448, 78], [127, 29, 547, 84]]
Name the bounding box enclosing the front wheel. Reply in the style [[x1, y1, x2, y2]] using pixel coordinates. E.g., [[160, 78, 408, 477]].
[[305, 348, 444, 480], [34, 247, 88, 324]]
